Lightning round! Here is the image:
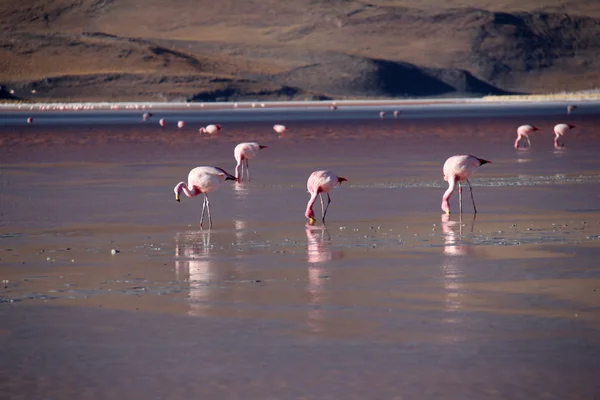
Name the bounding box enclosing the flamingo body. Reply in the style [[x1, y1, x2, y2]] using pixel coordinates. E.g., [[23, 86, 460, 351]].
[[234, 142, 267, 181], [273, 124, 287, 134], [567, 105, 577, 115], [177, 121, 185, 128], [174, 166, 236, 229], [441, 155, 490, 214], [554, 123, 575, 148], [514, 124, 539, 149], [305, 170, 347, 224], [199, 124, 221, 135], [159, 118, 166, 127]]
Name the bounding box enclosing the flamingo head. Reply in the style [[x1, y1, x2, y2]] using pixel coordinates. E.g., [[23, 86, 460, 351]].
[[216, 124, 222, 130], [259, 145, 268, 149], [199, 127, 206, 134], [306, 208, 316, 225], [568, 124, 575, 129], [532, 126, 540, 131], [174, 183, 183, 202], [337, 177, 347, 185]]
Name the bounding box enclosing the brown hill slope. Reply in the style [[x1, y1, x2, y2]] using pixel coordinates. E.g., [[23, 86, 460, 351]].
[[1, 0, 599, 101]]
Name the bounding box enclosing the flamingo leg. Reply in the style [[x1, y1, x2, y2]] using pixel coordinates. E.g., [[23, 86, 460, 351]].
[[466, 179, 477, 214], [206, 194, 212, 229], [319, 193, 325, 221], [200, 195, 207, 228], [245, 159, 251, 181], [526, 135, 531, 147], [458, 182, 463, 214], [322, 193, 332, 222]]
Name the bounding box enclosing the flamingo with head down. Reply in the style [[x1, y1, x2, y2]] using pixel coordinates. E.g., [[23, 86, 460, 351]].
[[553, 123, 575, 148], [234, 142, 268, 181], [514, 125, 539, 149], [441, 155, 491, 215], [173, 166, 236, 229], [199, 124, 221, 135], [305, 170, 347, 224]]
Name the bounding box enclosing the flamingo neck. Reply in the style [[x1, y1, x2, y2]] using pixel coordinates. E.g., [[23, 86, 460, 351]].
[[441, 178, 455, 212], [176, 182, 200, 198], [235, 159, 243, 180], [305, 191, 318, 218]]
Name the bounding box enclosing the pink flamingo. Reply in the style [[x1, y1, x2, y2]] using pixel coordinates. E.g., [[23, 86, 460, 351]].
[[379, 111, 386, 120], [174, 166, 236, 229], [514, 125, 539, 149], [441, 155, 491, 215], [159, 118, 166, 127], [553, 123, 575, 148], [234, 142, 268, 181], [329, 104, 337, 111], [305, 170, 347, 224], [567, 105, 577, 115], [142, 112, 152, 121], [393, 110, 400, 119], [199, 124, 221, 135], [273, 124, 287, 135], [177, 121, 185, 128], [26, 117, 33, 124]]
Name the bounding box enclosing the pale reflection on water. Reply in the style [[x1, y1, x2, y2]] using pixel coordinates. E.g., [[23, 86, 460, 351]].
[[305, 224, 344, 334], [175, 231, 214, 317], [441, 214, 475, 337]]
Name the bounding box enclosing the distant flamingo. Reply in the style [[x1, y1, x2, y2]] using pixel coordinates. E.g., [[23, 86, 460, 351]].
[[177, 121, 185, 128], [393, 110, 400, 119], [554, 123, 575, 148], [305, 170, 347, 224], [329, 104, 337, 111], [234, 142, 268, 181], [159, 118, 166, 127], [142, 112, 152, 121], [567, 105, 577, 115], [26, 117, 33, 124], [174, 166, 236, 229], [199, 124, 221, 135], [514, 124, 539, 149], [273, 124, 287, 135], [379, 111, 386, 120], [441, 155, 491, 215]]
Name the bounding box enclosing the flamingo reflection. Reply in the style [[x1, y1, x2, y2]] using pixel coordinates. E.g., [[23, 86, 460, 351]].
[[175, 231, 215, 317], [305, 224, 343, 334], [440, 213, 475, 336]]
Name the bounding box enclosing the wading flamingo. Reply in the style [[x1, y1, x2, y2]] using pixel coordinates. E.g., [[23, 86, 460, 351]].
[[379, 111, 386, 120], [441, 155, 491, 215], [393, 110, 400, 119], [174, 166, 236, 229], [177, 121, 185, 128], [567, 105, 577, 115], [159, 118, 166, 127], [305, 170, 347, 224], [199, 124, 221, 135], [554, 123, 575, 148], [26, 117, 33, 124], [234, 142, 268, 181], [273, 124, 287, 135], [142, 112, 152, 121], [514, 125, 539, 149]]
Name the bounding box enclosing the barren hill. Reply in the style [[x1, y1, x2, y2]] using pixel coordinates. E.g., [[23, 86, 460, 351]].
[[1, 0, 599, 102]]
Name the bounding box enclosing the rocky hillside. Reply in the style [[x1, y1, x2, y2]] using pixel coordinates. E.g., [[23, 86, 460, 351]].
[[1, 0, 599, 102]]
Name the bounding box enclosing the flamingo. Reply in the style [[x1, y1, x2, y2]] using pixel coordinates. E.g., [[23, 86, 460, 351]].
[[142, 112, 152, 121], [273, 124, 287, 135], [554, 123, 575, 148], [305, 170, 347, 224], [159, 118, 166, 127], [177, 121, 185, 128], [441, 155, 491, 215], [234, 142, 268, 181], [514, 124, 539, 149], [26, 117, 33, 124], [173, 166, 236, 229], [199, 124, 221, 135], [567, 105, 577, 115], [329, 104, 337, 111], [379, 111, 386, 120], [393, 110, 400, 119]]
